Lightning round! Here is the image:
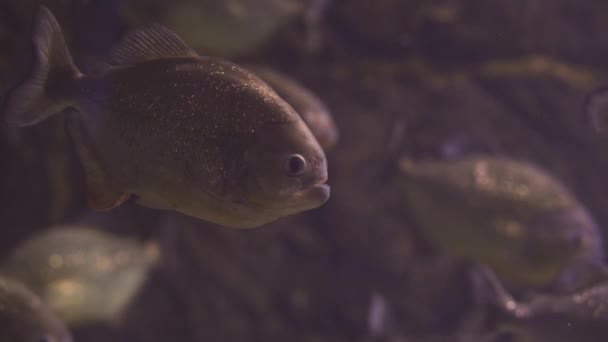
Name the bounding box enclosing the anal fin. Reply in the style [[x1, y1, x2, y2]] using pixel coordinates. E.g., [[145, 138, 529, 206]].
[[67, 115, 130, 211]]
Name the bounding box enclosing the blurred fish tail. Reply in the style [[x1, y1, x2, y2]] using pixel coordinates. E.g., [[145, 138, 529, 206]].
[[3, 6, 81, 126]]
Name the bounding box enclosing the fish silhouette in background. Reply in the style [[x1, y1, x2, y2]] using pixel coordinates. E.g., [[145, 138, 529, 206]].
[[246, 65, 339, 151], [119, 0, 330, 57], [397, 156, 605, 292], [2, 224, 160, 327]]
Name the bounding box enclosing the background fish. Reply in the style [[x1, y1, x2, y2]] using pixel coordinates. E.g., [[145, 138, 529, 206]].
[[119, 0, 326, 57], [3, 7, 329, 228], [246, 65, 339, 151], [1, 225, 160, 327], [0, 276, 73, 342], [397, 156, 604, 290]]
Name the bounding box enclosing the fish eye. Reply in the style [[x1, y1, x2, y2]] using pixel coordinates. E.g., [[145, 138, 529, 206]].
[[285, 154, 307, 176]]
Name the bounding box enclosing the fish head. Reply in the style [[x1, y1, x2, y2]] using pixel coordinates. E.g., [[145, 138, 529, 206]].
[[152, 60, 330, 228], [242, 112, 330, 220]]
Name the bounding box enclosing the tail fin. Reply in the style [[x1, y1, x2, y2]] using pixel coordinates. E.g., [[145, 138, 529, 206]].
[[3, 6, 81, 126]]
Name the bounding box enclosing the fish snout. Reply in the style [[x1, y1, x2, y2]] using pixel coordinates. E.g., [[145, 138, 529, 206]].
[[304, 182, 330, 207], [307, 172, 330, 204]]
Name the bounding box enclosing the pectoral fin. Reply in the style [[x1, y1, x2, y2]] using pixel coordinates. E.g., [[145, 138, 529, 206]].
[[67, 117, 130, 210]]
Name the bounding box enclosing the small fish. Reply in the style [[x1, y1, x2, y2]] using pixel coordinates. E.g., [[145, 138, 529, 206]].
[[246, 65, 339, 151], [2, 225, 160, 327], [473, 266, 608, 342], [0, 276, 73, 342], [397, 156, 604, 290], [3, 7, 329, 228]]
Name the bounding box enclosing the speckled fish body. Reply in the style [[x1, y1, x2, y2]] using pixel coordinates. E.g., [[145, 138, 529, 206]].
[[245, 65, 339, 150], [2, 226, 160, 327], [0, 276, 73, 342], [3, 7, 329, 228], [398, 156, 604, 289]]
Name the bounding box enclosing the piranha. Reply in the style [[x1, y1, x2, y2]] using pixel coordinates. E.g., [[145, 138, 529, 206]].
[[0, 276, 73, 342], [2, 225, 160, 327], [246, 65, 339, 151], [397, 156, 604, 291], [473, 265, 608, 342], [3, 7, 330, 228]]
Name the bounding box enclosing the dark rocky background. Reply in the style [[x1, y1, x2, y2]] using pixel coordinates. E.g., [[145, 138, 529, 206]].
[[2, 0, 608, 341]]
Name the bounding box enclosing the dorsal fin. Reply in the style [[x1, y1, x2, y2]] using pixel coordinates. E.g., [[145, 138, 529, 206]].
[[110, 24, 198, 65]]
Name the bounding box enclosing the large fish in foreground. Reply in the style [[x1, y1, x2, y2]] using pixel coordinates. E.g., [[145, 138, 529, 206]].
[[3, 7, 330, 228]]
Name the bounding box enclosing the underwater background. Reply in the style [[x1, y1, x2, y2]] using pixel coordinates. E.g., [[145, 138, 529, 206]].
[[3, 0, 608, 341]]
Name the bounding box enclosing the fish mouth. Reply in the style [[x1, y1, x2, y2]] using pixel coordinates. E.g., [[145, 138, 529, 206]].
[[293, 177, 330, 207], [305, 183, 330, 203], [235, 176, 330, 222], [260, 177, 330, 213]]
